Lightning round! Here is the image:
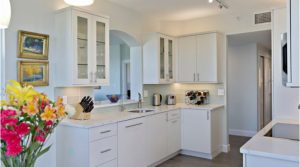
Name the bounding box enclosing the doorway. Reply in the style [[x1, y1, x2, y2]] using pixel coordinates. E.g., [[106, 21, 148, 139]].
[[227, 30, 272, 137]]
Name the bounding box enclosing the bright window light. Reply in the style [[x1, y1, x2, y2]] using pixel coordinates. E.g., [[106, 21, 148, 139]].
[[64, 0, 94, 6]]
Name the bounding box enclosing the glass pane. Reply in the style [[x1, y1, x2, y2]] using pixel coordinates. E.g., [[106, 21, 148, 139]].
[[77, 16, 88, 79], [160, 38, 165, 79], [168, 40, 173, 79], [96, 21, 106, 79]]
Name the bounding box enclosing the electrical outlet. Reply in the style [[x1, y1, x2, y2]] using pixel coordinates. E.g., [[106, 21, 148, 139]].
[[217, 89, 225, 96]]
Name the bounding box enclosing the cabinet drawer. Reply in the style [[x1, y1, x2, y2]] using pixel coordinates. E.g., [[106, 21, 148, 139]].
[[96, 159, 117, 167], [89, 124, 117, 142], [90, 136, 117, 167], [167, 110, 181, 120]]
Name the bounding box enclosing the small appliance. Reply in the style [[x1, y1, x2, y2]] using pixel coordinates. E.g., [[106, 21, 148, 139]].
[[152, 93, 162, 106], [166, 94, 176, 105]]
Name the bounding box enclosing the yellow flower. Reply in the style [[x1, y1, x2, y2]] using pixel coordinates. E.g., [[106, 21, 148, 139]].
[[55, 97, 63, 107], [22, 98, 39, 115], [6, 80, 39, 107], [41, 106, 56, 121], [56, 105, 66, 117]]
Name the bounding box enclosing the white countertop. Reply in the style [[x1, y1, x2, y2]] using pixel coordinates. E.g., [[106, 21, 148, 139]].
[[240, 119, 300, 162], [60, 103, 224, 128]]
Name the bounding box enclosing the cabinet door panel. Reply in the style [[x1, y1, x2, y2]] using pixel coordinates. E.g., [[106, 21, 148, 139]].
[[167, 118, 181, 155], [146, 113, 168, 165], [181, 109, 211, 153], [118, 118, 146, 167], [167, 39, 175, 81], [178, 36, 197, 82], [94, 16, 109, 85], [73, 11, 92, 84], [196, 33, 217, 82]]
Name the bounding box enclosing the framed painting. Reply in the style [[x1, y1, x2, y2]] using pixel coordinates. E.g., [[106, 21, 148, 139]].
[[18, 61, 49, 86], [18, 30, 49, 60]]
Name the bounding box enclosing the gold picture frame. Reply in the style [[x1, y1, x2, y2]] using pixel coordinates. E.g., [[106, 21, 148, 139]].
[[18, 30, 49, 60], [18, 61, 49, 86]]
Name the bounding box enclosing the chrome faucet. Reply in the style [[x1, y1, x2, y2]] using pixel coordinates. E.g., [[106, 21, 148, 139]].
[[138, 93, 142, 109]]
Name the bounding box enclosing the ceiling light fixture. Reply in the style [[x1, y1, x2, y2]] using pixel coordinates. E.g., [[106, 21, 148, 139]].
[[0, 0, 11, 29], [208, 0, 229, 9], [64, 0, 94, 6]]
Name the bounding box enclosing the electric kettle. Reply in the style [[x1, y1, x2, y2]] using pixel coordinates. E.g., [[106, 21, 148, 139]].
[[152, 93, 162, 106]]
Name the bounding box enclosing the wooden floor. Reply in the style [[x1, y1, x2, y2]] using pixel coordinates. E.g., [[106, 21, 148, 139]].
[[158, 135, 250, 167]]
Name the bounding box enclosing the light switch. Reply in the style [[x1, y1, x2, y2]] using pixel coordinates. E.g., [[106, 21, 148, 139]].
[[218, 89, 225, 96], [143, 90, 149, 97]]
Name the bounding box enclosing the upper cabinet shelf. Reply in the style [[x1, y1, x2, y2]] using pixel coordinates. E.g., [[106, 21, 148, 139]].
[[143, 33, 176, 84], [54, 7, 110, 87], [177, 32, 225, 83]]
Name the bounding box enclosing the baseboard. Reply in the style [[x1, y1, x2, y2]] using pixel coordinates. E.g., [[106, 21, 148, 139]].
[[222, 144, 230, 153], [181, 150, 213, 160], [229, 129, 257, 137]]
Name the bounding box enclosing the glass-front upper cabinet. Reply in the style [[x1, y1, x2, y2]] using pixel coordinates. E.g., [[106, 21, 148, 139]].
[[54, 7, 110, 87], [143, 33, 175, 84]]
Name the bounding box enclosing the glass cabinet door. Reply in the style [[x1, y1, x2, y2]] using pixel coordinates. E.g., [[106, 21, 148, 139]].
[[77, 16, 89, 80], [168, 39, 174, 80], [160, 37, 165, 80], [95, 21, 106, 80]]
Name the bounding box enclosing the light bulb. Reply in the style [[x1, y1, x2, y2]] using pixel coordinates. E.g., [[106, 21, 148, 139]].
[[209, 0, 214, 3], [0, 0, 11, 29], [64, 0, 94, 6]]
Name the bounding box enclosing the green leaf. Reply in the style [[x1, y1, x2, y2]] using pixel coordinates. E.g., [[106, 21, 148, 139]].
[[36, 145, 52, 158]]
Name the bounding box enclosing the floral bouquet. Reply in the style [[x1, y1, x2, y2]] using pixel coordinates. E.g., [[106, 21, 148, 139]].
[[0, 81, 67, 167]]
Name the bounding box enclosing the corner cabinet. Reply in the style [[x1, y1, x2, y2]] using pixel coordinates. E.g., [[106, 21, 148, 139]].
[[55, 7, 110, 87], [177, 32, 224, 83], [143, 33, 176, 84]]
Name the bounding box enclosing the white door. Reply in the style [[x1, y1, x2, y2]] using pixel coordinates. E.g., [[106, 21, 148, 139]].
[[177, 36, 197, 82], [146, 113, 168, 165], [93, 16, 109, 85], [118, 118, 146, 167], [72, 10, 92, 85], [196, 33, 217, 82], [167, 118, 181, 155], [181, 109, 211, 153]]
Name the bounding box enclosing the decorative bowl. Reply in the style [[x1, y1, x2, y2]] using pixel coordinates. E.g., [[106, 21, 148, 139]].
[[106, 94, 122, 103]]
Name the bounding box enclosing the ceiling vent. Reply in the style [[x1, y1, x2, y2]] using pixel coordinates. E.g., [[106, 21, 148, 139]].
[[254, 12, 271, 24]]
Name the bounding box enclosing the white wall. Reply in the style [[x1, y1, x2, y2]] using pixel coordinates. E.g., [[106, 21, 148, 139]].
[[4, 0, 146, 166], [227, 43, 258, 136], [157, 12, 272, 36], [272, 8, 299, 120]]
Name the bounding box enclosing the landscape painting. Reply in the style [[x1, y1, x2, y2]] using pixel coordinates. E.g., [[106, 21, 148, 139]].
[[18, 31, 49, 60], [18, 61, 49, 86]]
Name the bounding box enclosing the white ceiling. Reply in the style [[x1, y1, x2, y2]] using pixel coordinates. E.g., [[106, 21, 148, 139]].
[[108, 0, 285, 21]]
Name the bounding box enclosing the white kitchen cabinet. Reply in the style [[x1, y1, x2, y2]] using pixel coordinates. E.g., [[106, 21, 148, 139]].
[[181, 108, 224, 159], [167, 110, 181, 155], [118, 117, 147, 167], [55, 7, 109, 87], [143, 33, 175, 84], [145, 113, 168, 166], [177, 32, 224, 83], [56, 123, 117, 167]]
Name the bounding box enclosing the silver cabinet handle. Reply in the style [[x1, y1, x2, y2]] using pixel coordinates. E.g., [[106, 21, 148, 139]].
[[207, 111, 209, 120], [125, 123, 143, 128], [197, 73, 200, 81], [100, 130, 111, 134], [171, 120, 178, 123], [100, 149, 112, 154], [193, 73, 196, 82]]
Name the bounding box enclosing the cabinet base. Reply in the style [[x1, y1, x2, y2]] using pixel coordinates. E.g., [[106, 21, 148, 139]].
[[181, 148, 222, 160], [148, 151, 180, 167]]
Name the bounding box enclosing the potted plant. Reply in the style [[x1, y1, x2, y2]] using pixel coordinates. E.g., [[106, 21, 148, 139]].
[[0, 80, 67, 167]]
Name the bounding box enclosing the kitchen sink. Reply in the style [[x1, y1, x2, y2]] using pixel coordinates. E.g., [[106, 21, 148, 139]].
[[127, 109, 155, 113]]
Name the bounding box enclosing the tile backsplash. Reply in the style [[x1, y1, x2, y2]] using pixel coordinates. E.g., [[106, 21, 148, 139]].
[[143, 83, 225, 105]]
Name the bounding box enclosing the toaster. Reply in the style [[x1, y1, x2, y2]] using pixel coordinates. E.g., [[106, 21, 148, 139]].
[[166, 94, 176, 105]]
